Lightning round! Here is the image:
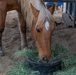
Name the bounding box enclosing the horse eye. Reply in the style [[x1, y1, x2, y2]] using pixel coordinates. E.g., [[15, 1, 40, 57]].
[[36, 29, 41, 33]]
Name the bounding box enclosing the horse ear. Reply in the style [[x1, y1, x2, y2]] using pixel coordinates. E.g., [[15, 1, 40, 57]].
[[30, 3, 39, 18], [49, 2, 57, 14]]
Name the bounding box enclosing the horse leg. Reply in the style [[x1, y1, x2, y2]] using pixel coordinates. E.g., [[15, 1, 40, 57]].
[[18, 12, 27, 49], [0, 10, 6, 56]]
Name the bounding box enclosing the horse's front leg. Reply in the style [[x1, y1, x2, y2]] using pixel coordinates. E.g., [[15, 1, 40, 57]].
[[18, 12, 27, 49], [0, 33, 4, 56], [0, 6, 7, 56]]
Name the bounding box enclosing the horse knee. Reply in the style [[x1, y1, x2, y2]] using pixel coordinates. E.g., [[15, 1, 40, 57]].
[[19, 19, 26, 33], [20, 26, 26, 33]]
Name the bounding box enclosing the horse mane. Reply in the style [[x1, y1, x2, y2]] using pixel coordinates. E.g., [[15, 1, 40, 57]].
[[36, 6, 54, 26], [30, 0, 54, 26], [21, 0, 54, 28]]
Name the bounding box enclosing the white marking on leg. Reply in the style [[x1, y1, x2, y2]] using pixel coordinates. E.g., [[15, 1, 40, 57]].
[[45, 21, 50, 30]]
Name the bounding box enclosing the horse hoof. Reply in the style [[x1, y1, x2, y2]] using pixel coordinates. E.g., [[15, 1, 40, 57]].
[[0, 51, 5, 56], [23, 47, 29, 50], [0, 47, 5, 56]]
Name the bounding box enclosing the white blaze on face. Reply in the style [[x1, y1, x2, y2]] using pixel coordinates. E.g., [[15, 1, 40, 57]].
[[45, 21, 50, 30]]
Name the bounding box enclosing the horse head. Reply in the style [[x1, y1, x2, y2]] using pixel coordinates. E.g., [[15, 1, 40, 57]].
[[30, 3, 55, 62]]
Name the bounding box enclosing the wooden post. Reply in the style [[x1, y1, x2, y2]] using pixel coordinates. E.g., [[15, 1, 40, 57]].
[[66, 2, 68, 13], [70, 3, 72, 15], [74, 3, 76, 27]]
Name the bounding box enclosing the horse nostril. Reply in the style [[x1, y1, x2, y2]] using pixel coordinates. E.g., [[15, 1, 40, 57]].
[[42, 57, 46, 61], [42, 57, 48, 62]]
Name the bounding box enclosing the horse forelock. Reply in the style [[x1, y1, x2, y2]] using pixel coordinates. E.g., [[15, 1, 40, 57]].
[[36, 5, 55, 27]]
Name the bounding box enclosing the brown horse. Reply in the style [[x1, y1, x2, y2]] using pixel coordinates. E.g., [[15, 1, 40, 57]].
[[0, 0, 55, 62]]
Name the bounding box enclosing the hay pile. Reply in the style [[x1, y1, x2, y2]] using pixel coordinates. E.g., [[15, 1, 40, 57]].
[[6, 44, 76, 75]]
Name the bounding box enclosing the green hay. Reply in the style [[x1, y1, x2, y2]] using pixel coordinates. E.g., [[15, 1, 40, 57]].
[[6, 44, 76, 75], [6, 62, 40, 75], [52, 44, 76, 75], [14, 49, 39, 62]]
